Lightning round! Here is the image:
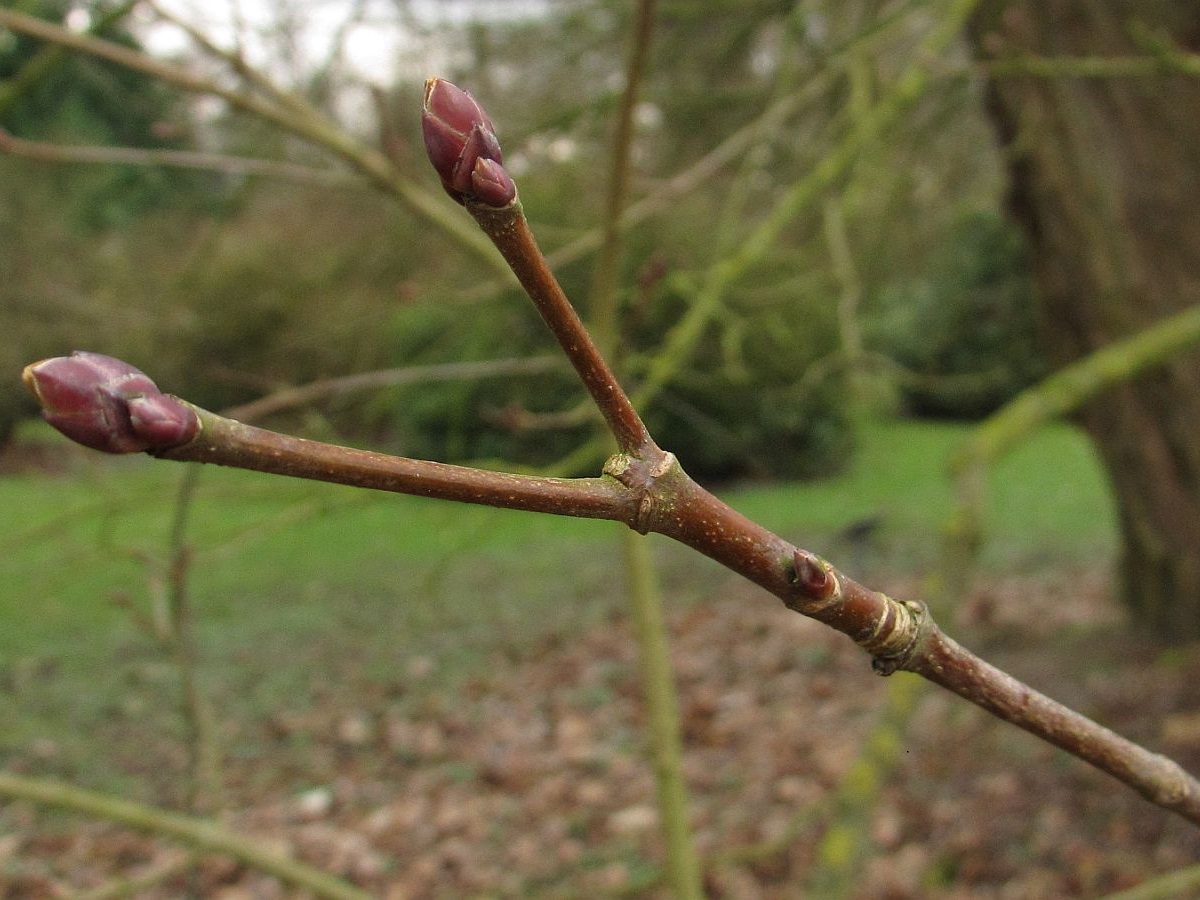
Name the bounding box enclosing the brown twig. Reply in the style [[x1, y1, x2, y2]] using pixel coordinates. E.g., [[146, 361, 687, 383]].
[[166, 418, 1200, 825], [164, 407, 636, 525], [467, 202, 655, 457], [25, 350, 1200, 825], [19, 6, 1200, 830]]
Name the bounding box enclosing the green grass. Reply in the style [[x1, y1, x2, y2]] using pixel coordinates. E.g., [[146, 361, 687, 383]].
[[0, 418, 1114, 651], [0, 416, 1115, 792], [727, 417, 1115, 567]]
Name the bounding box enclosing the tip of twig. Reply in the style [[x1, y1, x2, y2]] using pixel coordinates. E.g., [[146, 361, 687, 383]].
[[421, 77, 515, 207], [23, 351, 200, 454]]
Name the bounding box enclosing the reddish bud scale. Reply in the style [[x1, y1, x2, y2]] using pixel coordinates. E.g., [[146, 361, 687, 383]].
[[22, 351, 199, 454], [421, 77, 515, 207], [792, 549, 836, 602]]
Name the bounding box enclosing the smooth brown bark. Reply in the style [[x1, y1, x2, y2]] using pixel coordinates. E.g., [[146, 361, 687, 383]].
[[969, 1, 1200, 639], [124, 403, 1200, 825]]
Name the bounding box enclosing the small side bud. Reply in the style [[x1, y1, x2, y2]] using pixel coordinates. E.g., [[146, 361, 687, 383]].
[[470, 157, 517, 207], [127, 394, 201, 449], [791, 549, 838, 604], [22, 351, 199, 454], [421, 77, 515, 207]]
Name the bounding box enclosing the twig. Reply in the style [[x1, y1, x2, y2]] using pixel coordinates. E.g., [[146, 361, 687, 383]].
[[0, 127, 357, 187], [976, 53, 1200, 79], [822, 197, 868, 416], [223, 355, 566, 422], [164, 467, 223, 816], [587, 0, 657, 356], [952, 305, 1200, 470], [23, 347, 1200, 825], [632, 0, 984, 412], [0, 0, 138, 117], [144, 0, 317, 119], [1102, 862, 1200, 900], [0, 8, 506, 276], [168, 407, 637, 523], [622, 532, 701, 898], [481, 398, 595, 434], [941, 303, 1200, 605], [467, 203, 654, 457], [583, 2, 704, 898], [0, 772, 370, 900]]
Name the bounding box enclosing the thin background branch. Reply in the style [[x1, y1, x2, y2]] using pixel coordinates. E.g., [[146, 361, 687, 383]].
[[0, 126, 357, 187], [0, 772, 371, 900], [0, 7, 507, 276]]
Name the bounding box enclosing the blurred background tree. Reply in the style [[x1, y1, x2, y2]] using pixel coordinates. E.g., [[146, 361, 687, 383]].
[[969, 0, 1200, 639]]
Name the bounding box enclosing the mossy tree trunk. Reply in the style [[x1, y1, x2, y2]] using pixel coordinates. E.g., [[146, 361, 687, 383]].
[[969, 1, 1200, 639]]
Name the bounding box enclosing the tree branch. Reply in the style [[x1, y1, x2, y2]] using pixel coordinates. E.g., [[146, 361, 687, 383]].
[[170, 405, 637, 524], [23, 349, 1200, 826], [0, 0, 138, 117], [942, 303, 1200, 601], [18, 6, 1200, 834], [0, 772, 370, 900], [222, 356, 567, 422], [632, 0, 984, 413], [0, 126, 356, 187], [0, 8, 506, 276], [144, 0, 318, 119], [467, 203, 655, 457], [975, 53, 1200, 79]]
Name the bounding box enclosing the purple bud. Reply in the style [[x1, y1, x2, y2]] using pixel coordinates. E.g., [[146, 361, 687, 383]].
[[128, 394, 201, 449], [792, 549, 836, 602], [22, 351, 199, 454], [421, 77, 515, 207], [470, 157, 517, 207]]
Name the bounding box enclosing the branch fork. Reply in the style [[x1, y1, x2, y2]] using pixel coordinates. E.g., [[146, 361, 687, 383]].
[[20, 78, 1200, 830], [603, 449, 679, 534]]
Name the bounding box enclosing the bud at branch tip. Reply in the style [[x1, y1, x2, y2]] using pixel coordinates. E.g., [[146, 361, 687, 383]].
[[22, 351, 199, 454], [422, 77, 516, 207]]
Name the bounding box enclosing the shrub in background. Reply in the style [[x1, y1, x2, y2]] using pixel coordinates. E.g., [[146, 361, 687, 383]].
[[869, 211, 1046, 418]]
